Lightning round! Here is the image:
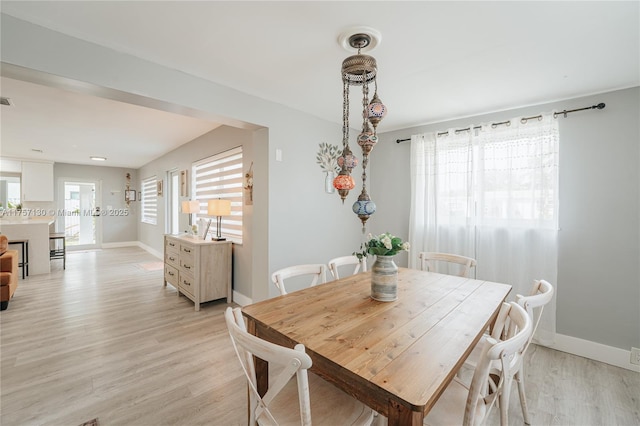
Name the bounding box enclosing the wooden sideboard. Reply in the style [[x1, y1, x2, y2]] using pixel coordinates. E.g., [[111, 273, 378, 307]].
[[163, 234, 232, 311]]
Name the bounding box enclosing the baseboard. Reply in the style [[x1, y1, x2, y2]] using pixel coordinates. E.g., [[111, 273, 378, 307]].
[[135, 241, 163, 259], [544, 333, 640, 372], [102, 241, 138, 249], [102, 241, 163, 259], [232, 291, 252, 307]]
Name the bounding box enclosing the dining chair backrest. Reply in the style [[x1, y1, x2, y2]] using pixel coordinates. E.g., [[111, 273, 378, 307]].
[[464, 301, 532, 426], [225, 307, 314, 425], [459, 280, 553, 426], [225, 307, 374, 425], [418, 252, 477, 277], [271, 264, 326, 295], [327, 255, 367, 280], [516, 279, 554, 354]]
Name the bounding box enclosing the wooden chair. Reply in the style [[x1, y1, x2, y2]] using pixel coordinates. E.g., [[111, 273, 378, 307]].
[[512, 279, 555, 424], [460, 280, 554, 425], [423, 302, 532, 426], [328, 255, 366, 280], [271, 264, 326, 295], [224, 307, 374, 425], [418, 252, 476, 277]]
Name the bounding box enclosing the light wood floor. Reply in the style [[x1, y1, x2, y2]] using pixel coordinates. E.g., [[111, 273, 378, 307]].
[[1, 247, 638, 425]]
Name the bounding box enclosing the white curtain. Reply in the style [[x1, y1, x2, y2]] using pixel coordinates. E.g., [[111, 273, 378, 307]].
[[409, 114, 558, 344]]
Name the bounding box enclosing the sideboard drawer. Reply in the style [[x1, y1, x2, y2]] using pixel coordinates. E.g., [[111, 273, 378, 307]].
[[179, 273, 195, 298], [165, 250, 179, 268], [180, 258, 195, 273], [165, 238, 179, 251], [164, 264, 179, 287], [180, 244, 196, 259]]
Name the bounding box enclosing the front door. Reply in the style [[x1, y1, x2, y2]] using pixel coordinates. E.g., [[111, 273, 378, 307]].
[[57, 179, 102, 250]]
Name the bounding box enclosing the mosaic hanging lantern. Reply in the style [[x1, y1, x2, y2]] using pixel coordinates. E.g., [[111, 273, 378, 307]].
[[337, 145, 359, 172], [357, 122, 378, 156], [333, 168, 356, 203], [367, 92, 387, 130], [352, 188, 377, 230]]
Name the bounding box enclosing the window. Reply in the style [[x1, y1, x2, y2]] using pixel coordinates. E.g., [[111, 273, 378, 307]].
[[141, 176, 158, 225], [193, 147, 243, 243], [412, 116, 559, 231], [0, 174, 21, 209]]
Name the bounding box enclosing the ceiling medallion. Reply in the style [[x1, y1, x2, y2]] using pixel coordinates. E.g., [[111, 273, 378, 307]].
[[333, 27, 387, 230]]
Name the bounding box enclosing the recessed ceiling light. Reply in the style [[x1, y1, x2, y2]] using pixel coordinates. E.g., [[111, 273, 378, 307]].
[[90, 156, 107, 161]]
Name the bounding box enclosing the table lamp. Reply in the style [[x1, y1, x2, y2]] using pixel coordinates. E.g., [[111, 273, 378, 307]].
[[181, 200, 200, 236], [206, 199, 231, 241]]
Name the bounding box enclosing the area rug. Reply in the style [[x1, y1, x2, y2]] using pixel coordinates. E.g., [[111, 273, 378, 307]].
[[135, 261, 164, 271], [79, 419, 99, 426]]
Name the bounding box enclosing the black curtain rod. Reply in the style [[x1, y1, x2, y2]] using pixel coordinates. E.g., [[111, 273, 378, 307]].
[[395, 102, 606, 143]]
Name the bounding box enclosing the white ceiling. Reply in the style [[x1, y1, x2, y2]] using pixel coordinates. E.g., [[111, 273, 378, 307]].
[[1, 1, 638, 168]]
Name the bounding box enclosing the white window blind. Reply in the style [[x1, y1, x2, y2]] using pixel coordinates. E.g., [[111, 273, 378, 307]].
[[141, 176, 158, 225], [193, 147, 243, 243]]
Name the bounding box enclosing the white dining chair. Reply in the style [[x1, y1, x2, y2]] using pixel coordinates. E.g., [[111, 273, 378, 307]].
[[423, 301, 532, 426], [512, 279, 555, 424], [271, 264, 326, 295], [328, 255, 367, 280], [418, 252, 477, 278], [224, 307, 374, 426], [461, 279, 554, 425]]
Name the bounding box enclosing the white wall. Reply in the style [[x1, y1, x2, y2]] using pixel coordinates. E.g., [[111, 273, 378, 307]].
[[373, 87, 640, 352], [1, 14, 365, 303], [54, 163, 138, 243], [137, 125, 256, 298]]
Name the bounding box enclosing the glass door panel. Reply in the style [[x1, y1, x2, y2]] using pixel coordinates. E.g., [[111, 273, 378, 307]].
[[60, 180, 101, 250]]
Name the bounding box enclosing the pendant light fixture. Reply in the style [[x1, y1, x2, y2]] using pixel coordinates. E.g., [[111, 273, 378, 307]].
[[334, 27, 387, 230]]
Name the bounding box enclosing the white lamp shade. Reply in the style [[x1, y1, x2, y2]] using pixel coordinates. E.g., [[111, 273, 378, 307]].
[[208, 199, 231, 216], [182, 200, 200, 214]]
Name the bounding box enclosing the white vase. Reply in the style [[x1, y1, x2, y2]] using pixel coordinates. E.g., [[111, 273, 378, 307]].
[[370, 255, 398, 302], [325, 171, 335, 194]]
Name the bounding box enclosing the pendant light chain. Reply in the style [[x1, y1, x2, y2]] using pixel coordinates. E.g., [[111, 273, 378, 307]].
[[361, 67, 370, 192], [342, 79, 350, 148]]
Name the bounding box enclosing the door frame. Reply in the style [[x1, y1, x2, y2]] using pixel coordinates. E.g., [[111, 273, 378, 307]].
[[167, 168, 180, 235]]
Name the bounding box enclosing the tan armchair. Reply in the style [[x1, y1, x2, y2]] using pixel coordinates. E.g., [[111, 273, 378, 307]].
[[0, 235, 19, 311]]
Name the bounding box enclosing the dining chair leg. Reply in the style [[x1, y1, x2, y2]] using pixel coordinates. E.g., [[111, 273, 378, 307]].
[[515, 367, 532, 425], [499, 376, 512, 426]]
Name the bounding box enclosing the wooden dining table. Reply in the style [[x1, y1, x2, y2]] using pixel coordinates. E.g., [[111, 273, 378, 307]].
[[242, 267, 511, 425]]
